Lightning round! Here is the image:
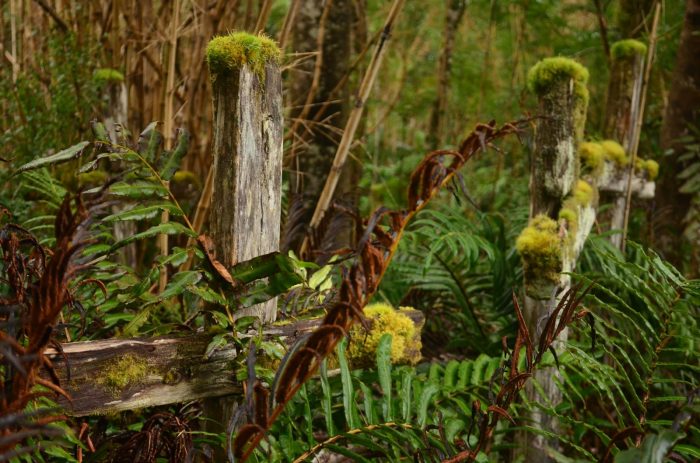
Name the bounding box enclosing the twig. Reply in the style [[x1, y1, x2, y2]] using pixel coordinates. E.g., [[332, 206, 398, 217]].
[[278, 0, 302, 49], [32, 0, 69, 32], [593, 0, 611, 63], [621, 1, 660, 253]]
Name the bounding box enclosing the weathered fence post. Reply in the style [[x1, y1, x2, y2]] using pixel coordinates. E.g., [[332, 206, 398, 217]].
[[206, 32, 283, 323], [515, 57, 591, 462], [203, 32, 282, 456], [603, 40, 646, 249]]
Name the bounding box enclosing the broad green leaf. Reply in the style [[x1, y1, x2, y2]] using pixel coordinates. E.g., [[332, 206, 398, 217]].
[[110, 222, 196, 251], [110, 180, 169, 199], [104, 203, 182, 222], [320, 360, 336, 436], [417, 383, 439, 427], [614, 430, 685, 463], [158, 129, 190, 180], [376, 333, 393, 422], [138, 121, 163, 162], [204, 334, 229, 359], [17, 141, 90, 172], [337, 338, 361, 429], [159, 271, 201, 299]]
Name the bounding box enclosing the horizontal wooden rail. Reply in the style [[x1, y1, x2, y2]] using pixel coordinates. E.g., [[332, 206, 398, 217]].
[[45, 309, 424, 416]]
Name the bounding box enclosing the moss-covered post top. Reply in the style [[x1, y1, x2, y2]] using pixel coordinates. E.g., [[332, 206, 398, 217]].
[[527, 56, 590, 103], [206, 31, 281, 78], [611, 39, 647, 61]]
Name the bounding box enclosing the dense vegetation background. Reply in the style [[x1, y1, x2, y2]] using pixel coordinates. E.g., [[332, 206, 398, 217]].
[[0, 0, 698, 462]]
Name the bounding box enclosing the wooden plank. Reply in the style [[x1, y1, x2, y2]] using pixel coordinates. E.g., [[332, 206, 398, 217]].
[[45, 310, 424, 417]]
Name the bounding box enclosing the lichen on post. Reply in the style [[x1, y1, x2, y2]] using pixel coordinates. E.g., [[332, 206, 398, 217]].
[[205, 32, 283, 323], [527, 57, 589, 217]]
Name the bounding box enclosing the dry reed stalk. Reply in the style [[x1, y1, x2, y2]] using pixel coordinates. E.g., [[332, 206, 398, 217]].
[[299, 0, 405, 257], [278, 0, 301, 49], [159, 0, 181, 292], [621, 1, 660, 252]]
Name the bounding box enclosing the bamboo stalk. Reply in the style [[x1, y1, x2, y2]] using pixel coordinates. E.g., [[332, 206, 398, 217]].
[[621, 1, 660, 253], [159, 0, 181, 292], [299, 0, 405, 257]]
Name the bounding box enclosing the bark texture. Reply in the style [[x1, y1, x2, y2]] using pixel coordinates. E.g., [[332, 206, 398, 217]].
[[210, 63, 283, 322], [657, 0, 700, 268]]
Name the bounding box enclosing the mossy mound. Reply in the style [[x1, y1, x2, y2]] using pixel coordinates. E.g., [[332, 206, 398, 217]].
[[94, 68, 124, 84], [206, 31, 281, 78], [347, 303, 421, 368], [636, 158, 659, 180], [527, 57, 590, 103], [97, 353, 149, 396], [579, 141, 605, 172], [601, 140, 628, 166], [572, 179, 595, 206], [516, 215, 562, 292], [611, 39, 647, 61]]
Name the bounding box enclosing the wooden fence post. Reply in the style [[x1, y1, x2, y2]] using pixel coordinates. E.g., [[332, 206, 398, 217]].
[[203, 32, 282, 456], [206, 32, 283, 323], [515, 57, 591, 462], [603, 39, 646, 249]]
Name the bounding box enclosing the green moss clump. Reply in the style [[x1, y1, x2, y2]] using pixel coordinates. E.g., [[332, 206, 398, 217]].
[[611, 39, 647, 61], [573, 179, 595, 206], [206, 31, 281, 78], [93, 68, 124, 84], [77, 170, 108, 188], [579, 141, 606, 173], [347, 303, 421, 368], [635, 158, 659, 180], [558, 205, 579, 238], [601, 140, 628, 166], [516, 215, 562, 289], [97, 354, 149, 396], [527, 57, 590, 103]]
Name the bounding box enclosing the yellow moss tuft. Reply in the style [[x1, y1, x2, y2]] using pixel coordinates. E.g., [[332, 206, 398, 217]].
[[601, 140, 628, 166], [93, 68, 124, 84], [206, 31, 281, 78], [579, 141, 606, 173], [611, 39, 647, 61], [573, 179, 595, 206], [558, 205, 579, 238], [527, 57, 590, 104], [644, 159, 659, 180], [347, 303, 421, 368], [516, 215, 562, 290], [97, 354, 149, 396], [77, 170, 108, 188]]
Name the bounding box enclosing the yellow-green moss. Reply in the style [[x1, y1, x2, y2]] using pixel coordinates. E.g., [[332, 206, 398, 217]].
[[93, 68, 124, 84], [558, 205, 579, 238], [611, 39, 647, 61], [601, 139, 628, 166], [97, 354, 149, 396], [573, 179, 595, 206], [516, 215, 562, 288], [77, 170, 108, 188], [206, 31, 281, 78], [527, 57, 590, 104], [579, 141, 606, 173], [644, 159, 659, 180], [347, 303, 421, 368]]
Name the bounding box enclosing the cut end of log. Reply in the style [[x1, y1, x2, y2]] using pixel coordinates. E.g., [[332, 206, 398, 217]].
[[206, 31, 281, 78]]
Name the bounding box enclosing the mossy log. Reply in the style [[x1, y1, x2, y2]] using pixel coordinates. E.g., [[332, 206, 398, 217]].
[[43, 310, 425, 416], [604, 40, 646, 146]]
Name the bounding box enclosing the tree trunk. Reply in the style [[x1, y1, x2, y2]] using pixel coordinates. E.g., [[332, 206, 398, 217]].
[[428, 0, 466, 149], [618, 0, 655, 37], [284, 0, 355, 255], [657, 0, 700, 269]]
